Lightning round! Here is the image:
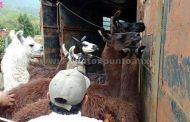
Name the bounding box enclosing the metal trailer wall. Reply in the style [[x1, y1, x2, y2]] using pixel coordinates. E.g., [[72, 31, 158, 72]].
[[41, 1, 60, 66], [137, 0, 190, 122]]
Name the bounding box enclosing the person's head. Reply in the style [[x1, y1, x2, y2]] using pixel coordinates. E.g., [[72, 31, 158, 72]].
[[47, 68, 90, 115]]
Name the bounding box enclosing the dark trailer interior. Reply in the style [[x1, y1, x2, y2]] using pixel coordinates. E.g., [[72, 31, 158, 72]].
[[41, 0, 137, 72]]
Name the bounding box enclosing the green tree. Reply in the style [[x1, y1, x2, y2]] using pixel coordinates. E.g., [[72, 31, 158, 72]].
[[0, 37, 5, 54], [0, 24, 3, 29], [16, 14, 38, 37]]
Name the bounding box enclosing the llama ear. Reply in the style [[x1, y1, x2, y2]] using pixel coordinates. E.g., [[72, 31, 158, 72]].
[[61, 44, 69, 57], [135, 45, 146, 58], [72, 36, 80, 43], [72, 36, 83, 47], [16, 30, 24, 43], [9, 30, 16, 40], [98, 29, 111, 43], [16, 30, 23, 37], [81, 36, 86, 42]]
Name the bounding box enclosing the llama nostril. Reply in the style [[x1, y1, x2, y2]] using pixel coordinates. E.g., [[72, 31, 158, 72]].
[[93, 45, 99, 50], [40, 46, 44, 51], [136, 33, 140, 36]]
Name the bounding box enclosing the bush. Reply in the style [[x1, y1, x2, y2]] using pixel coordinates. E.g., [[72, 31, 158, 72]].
[[16, 14, 40, 37], [0, 37, 5, 54], [0, 37, 11, 54]]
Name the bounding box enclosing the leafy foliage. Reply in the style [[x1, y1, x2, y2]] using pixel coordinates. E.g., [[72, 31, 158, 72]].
[[0, 37, 5, 54], [0, 37, 11, 54], [16, 13, 40, 37], [17, 14, 33, 36]]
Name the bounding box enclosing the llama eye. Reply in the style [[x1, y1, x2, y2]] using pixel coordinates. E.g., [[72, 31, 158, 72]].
[[29, 44, 34, 47], [83, 44, 88, 47]]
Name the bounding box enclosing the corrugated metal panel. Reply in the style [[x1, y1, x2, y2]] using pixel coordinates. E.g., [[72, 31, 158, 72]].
[[137, 0, 190, 121], [41, 1, 60, 66], [157, 0, 190, 121], [137, 0, 163, 122]]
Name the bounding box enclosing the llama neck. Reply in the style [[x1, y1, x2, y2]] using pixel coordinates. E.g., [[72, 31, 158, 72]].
[[67, 46, 86, 74], [76, 64, 86, 74], [9, 44, 31, 68], [20, 47, 31, 67], [102, 44, 123, 96], [120, 54, 139, 101]]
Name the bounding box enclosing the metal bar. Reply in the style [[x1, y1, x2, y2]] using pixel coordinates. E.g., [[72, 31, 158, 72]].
[[43, 25, 97, 32], [160, 0, 170, 88], [41, 0, 45, 64], [150, 0, 164, 122], [63, 27, 97, 32], [43, 25, 58, 29]]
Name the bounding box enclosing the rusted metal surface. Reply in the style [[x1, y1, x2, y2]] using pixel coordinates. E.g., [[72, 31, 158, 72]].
[[137, 0, 163, 121], [157, 0, 190, 121], [41, 1, 60, 66], [137, 0, 190, 121]]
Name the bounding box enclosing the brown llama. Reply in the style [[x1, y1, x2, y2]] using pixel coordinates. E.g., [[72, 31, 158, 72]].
[[87, 29, 142, 97], [12, 99, 51, 122], [110, 10, 146, 114], [28, 61, 58, 80], [0, 78, 51, 118], [12, 95, 138, 122], [88, 10, 145, 97], [81, 94, 139, 122], [81, 30, 143, 122], [120, 46, 146, 112]]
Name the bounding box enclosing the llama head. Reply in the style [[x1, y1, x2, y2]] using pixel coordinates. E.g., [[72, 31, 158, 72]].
[[16, 30, 43, 57], [72, 36, 99, 53], [98, 29, 141, 51], [111, 10, 145, 33], [122, 22, 146, 33]]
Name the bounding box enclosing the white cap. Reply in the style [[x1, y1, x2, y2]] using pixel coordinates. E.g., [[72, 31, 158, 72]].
[[49, 68, 90, 111]]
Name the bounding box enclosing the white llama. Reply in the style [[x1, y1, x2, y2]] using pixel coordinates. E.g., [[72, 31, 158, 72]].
[[62, 36, 99, 74], [1, 30, 43, 91]]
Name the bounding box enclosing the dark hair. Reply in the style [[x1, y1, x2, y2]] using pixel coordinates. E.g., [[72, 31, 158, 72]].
[[49, 102, 82, 115]]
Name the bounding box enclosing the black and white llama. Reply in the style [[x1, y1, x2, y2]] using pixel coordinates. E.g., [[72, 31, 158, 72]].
[[62, 36, 99, 74]]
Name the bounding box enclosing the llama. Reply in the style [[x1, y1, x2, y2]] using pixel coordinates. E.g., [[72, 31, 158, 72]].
[[83, 29, 146, 122], [119, 46, 146, 114], [81, 30, 143, 122], [12, 95, 138, 122], [110, 10, 147, 114], [12, 99, 51, 122], [62, 36, 99, 74], [0, 78, 51, 118], [28, 61, 58, 81], [1, 30, 43, 91], [89, 10, 146, 97], [87, 29, 142, 97]]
